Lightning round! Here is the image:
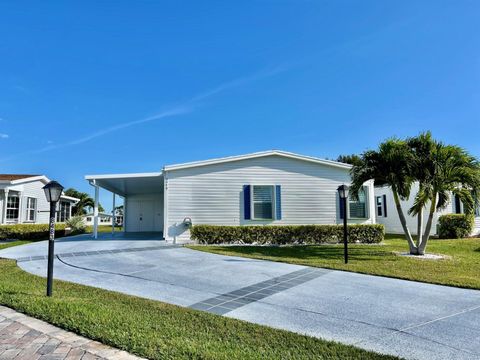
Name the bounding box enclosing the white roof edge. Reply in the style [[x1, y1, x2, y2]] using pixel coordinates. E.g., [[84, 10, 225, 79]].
[[83, 212, 113, 217], [10, 175, 50, 185], [60, 195, 80, 202], [85, 171, 163, 180], [164, 150, 352, 171]]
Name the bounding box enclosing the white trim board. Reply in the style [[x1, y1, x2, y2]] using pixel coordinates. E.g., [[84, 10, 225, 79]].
[[164, 150, 352, 172]]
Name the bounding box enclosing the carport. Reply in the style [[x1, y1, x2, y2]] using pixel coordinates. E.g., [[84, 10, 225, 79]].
[[85, 172, 165, 239]]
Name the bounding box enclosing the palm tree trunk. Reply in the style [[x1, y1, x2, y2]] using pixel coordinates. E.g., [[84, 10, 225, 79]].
[[416, 207, 423, 248], [392, 190, 417, 254], [419, 194, 437, 255]]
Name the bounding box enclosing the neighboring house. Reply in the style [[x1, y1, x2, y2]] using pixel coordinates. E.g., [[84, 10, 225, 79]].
[[86, 150, 375, 243], [0, 174, 79, 225], [83, 212, 113, 226], [374, 183, 480, 236]]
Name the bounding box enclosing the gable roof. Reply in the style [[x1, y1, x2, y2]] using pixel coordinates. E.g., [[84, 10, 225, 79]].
[[163, 150, 352, 172], [0, 174, 40, 181], [83, 212, 113, 218]]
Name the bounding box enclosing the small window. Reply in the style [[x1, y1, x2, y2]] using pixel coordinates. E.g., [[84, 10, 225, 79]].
[[376, 196, 383, 217], [252, 185, 274, 220], [86, 217, 92, 222], [56, 201, 71, 222], [454, 195, 462, 214], [349, 187, 367, 219], [25, 197, 37, 222], [6, 195, 20, 221]]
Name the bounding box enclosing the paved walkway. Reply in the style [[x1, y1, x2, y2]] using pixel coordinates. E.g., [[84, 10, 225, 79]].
[[1, 237, 480, 360], [0, 306, 144, 360]]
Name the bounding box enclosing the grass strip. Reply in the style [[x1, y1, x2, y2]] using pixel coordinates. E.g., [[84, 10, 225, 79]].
[[189, 237, 480, 290]]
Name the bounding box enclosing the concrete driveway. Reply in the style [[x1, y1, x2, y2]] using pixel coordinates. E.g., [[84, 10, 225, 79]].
[[1, 235, 480, 360]]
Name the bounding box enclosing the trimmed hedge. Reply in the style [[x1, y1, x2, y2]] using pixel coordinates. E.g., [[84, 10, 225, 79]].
[[190, 224, 385, 245], [438, 214, 474, 239], [0, 223, 73, 241]]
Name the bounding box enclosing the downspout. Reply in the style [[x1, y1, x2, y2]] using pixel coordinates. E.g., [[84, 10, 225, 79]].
[[2, 188, 9, 224], [112, 192, 116, 236], [163, 168, 168, 242]]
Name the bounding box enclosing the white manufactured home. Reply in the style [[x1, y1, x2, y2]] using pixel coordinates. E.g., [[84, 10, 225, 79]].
[[83, 212, 114, 226], [0, 174, 79, 225], [86, 150, 376, 243], [374, 183, 480, 236]]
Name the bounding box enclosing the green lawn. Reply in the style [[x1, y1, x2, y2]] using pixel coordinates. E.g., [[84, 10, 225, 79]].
[[189, 236, 480, 290], [0, 259, 399, 360], [85, 225, 123, 233]]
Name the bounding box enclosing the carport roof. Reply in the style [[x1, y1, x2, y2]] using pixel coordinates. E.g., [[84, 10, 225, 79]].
[[85, 172, 164, 196]]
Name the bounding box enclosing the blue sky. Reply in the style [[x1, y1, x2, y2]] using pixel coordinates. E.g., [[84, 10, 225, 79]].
[[0, 1, 479, 210]]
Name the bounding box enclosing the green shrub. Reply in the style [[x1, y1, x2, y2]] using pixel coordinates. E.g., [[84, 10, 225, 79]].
[[0, 223, 68, 241], [66, 216, 86, 234], [438, 214, 474, 239], [190, 224, 385, 245]]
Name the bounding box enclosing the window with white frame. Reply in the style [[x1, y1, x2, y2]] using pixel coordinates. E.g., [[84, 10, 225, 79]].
[[56, 201, 71, 222], [6, 195, 20, 221], [349, 187, 368, 219], [252, 185, 274, 220], [376, 196, 383, 217], [25, 197, 37, 222]]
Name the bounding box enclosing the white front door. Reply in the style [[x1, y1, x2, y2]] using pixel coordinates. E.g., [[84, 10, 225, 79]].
[[127, 200, 155, 232]]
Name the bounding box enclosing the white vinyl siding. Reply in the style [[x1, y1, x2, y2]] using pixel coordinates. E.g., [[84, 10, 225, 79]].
[[0, 179, 77, 225], [18, 180, 52, 224], [252, 185, 274, 220], [25, 197, 37, 222], [165, 155, 375, 242], [373, 182, 480, 236]]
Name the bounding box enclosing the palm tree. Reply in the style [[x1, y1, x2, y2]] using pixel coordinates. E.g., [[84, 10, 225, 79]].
[[350, 138, 418, 254], [408, 136, 480, 254], [406, 132, 436, 250], [353, 133, 480, 255], [64, 188, 103, 215]]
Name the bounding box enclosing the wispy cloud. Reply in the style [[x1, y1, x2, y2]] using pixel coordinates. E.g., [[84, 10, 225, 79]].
[[0, 65, 287, 162], [68, 107, 190, 147], [0, 133, 9, 139]]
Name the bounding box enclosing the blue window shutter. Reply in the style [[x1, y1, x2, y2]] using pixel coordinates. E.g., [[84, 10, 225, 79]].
[[383, 194, 387, 217], [275, 185, 282, 220], [243, 185, 251, 220], [339, 194, 345, 219]]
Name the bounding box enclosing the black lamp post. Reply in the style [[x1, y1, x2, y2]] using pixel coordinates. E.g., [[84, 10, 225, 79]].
[[337, 184, 349, 264], [42, 180, 64, 297]]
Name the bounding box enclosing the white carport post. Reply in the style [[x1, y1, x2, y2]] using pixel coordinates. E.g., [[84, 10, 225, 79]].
[[93, 181, 99, 239], [122, 196, 126, 233], [111, 192, 115, 235], [2, 189, 8, 224]]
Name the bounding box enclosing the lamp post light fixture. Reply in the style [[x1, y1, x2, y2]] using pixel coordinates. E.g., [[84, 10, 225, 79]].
[[42, 180, 64, 297], [337, 184, 350, 264]]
